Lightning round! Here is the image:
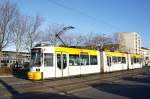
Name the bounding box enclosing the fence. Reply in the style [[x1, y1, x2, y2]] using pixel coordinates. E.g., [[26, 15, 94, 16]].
[[0, 67, 13, 75]]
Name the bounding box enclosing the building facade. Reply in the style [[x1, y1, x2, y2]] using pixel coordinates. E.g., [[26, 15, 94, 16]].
[[117, 32, 142, 54], [0, 51, 30, 67], [141, 47, 150, 65]]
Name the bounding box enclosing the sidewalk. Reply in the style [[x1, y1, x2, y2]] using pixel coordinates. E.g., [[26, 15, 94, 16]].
[[0, 75, 13, 77]]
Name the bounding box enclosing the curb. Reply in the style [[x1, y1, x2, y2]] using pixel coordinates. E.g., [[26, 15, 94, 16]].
[[0, 75, 13, 77], [66, 86, 92, 93]]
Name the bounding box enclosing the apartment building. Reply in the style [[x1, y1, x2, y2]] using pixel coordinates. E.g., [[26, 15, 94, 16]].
[[117, 32, 142, 54]]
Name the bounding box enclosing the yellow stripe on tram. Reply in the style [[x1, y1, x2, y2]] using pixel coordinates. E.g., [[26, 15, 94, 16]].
[[55, 47, 97, 55], [131, 54, 141, 58], [106, 52, 126, 57]]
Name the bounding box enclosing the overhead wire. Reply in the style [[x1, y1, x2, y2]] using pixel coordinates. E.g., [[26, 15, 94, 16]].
[[47, 0, 121, 31]]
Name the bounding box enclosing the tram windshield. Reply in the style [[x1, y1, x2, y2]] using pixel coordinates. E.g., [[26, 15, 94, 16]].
[[31, 48, 42, 66]]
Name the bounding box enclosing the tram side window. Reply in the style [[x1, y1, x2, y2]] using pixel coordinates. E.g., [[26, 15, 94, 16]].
[[134, 58, 137, 63], [131, 58, 140, 64], [44, 53, 53, 67], [80, 55, 89, 65], [131, 58, 134, 64], [139, 58, 142, 63], [90, 55, 98, 65], [134, 58, 140, 63], [107, 56, 111, 66], [118, 57, 122, 63], [57, 54, 67, 69], [137, 58, 140, 63], [112, 56, 118, 64], [122, 57, 126, 63], [57, 54, 61, 68], [69, 54, 80, 66], [63, 54, 67, 68]]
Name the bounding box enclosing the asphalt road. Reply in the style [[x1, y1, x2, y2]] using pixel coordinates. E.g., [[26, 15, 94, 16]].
[[0, 66, 150, 99], [73, 74, 150, 99]]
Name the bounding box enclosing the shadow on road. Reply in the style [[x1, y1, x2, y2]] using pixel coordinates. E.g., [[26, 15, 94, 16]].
[[0, 79, 87, 99], [12, 68, 29, 80], [123, 76, 150, 84], [92, 83, 150, 99], [13, 72, 28, 80], [92, 75, 150, 99]]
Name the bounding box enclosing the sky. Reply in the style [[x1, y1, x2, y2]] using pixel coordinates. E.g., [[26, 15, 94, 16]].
[[2, 0, 150, 49]]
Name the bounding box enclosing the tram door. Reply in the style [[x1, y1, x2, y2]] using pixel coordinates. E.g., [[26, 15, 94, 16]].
[[56, 53, 68, 78]]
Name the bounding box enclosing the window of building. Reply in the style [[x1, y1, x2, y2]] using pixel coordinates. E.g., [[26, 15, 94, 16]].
[[1, 60, 9, 63]]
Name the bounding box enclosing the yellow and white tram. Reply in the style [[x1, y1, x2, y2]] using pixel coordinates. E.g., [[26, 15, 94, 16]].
[[101, 51, 128, 72], [129, 54, 142, 69], [28, 46, 142, 80], [28, 46, 100, 80]]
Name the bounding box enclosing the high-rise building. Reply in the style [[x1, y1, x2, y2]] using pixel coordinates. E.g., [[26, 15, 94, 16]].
[[117, 32, 142, 54]]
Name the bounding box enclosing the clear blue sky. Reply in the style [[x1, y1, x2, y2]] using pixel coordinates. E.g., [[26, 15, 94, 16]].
[[4, 0, 150, 48]]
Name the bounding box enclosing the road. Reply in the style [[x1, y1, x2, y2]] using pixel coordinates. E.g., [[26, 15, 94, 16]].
[[73, 73, 150, 99], [0, 67, 150, 99]]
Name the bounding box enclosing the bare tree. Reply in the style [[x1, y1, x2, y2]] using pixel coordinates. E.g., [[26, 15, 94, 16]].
[[61, 34, 84, 46], [44, 23, 65, 45], [72, 34, 85, 46], [84, 32, 96, 47], [113, 33, 127, 52], [94, 34, 112, 50], [0, 1, 18, 51], [24, 15, 43, 52], [83, 33, 113, 50], [12, 14, 27, 63], [44, 23, 75, 46]]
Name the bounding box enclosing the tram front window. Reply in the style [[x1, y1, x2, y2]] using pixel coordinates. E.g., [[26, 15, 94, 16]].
[[31, 48, 42, 66]]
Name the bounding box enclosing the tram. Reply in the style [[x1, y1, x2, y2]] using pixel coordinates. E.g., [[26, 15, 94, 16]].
[[129, 54, 142, 69], [28, 46, 142, 80], [101, 51, 128, 72]]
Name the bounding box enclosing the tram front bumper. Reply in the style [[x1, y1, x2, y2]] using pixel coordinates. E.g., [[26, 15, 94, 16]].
[[27, 71, 42, 80]]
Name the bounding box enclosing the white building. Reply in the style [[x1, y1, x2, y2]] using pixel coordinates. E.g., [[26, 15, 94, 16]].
[[117, 32, 142, 54], [141, 47, 150, 65]]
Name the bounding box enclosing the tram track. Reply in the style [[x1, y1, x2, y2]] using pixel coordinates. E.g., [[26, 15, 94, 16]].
[[0, 67, 148, 97], [41, 68, 142, 87], [40, 68, 144, 93]]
